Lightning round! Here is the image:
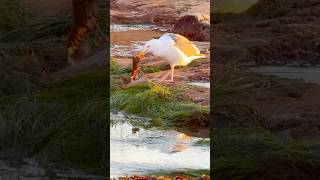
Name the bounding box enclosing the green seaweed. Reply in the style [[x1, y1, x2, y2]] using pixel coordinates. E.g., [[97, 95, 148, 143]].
[[0, 0, 29, 33], [0, 2, 110, 175], [148, 169, 210, 178], [194, 139, 210, 146], [110, 82, 209, 128], [110, 60, 209, 129], [0, 71, 108, 174]]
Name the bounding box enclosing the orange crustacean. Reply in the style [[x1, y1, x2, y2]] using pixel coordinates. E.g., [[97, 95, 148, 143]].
[[130, 51, 145, 82]]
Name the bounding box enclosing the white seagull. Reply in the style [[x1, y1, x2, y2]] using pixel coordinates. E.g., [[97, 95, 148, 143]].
[[140, 33, 205, 82]]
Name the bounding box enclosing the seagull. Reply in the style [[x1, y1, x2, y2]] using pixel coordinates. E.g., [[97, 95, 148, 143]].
[[138, 33, 205, 82]]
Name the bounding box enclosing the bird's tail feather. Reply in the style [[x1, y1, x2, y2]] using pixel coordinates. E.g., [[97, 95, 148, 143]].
[[189, 54, 206, 60]]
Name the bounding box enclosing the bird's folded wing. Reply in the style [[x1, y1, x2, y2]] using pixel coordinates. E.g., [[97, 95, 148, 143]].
[[171, 34, 200, 57]]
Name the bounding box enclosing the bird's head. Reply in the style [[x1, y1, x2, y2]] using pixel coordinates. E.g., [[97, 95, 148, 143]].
[[141, 39, 158, 55]]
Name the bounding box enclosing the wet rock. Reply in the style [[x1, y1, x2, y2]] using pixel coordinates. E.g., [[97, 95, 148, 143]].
[[172, 14, 210, 41], [131, 127, 140, 134]]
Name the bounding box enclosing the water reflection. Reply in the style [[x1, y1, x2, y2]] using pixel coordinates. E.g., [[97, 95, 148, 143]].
[[111, 41, 145, 58], [111, 24, 167, 32], [110, 112, 210, 177]]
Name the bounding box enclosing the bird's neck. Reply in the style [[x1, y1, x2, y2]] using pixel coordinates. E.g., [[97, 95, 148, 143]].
[[151, 40, 162, 56]]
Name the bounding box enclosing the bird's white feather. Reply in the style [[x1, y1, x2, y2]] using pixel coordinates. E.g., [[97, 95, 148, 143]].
[[144, 33, 204, 66]]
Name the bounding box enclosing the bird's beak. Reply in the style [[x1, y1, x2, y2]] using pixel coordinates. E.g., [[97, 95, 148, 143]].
[[136, 50, 145, 58]]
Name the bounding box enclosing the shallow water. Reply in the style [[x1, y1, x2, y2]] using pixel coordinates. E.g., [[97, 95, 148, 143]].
[[111, 24, 167, 32], [188, 82, 210, 88], [111, 41, 145, 58], [110, 112, 210, 178], [109, 23, 162, 58], [251, 66, 320, 85]]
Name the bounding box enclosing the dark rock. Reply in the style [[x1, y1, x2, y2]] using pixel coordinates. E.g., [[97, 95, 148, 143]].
[[172, 14, 210, 41]]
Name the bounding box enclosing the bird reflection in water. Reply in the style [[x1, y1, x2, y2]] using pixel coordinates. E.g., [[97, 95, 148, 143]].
[[171, 133, 192, 153]]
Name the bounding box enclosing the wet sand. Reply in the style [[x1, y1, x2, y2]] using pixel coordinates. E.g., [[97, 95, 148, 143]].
[[111, 30, 163, 45]]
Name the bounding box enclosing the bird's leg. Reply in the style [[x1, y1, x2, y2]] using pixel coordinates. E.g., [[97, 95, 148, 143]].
[[159, 65, 175, 82], [170, 65, 175, 82], [159, 70, 171, 82]]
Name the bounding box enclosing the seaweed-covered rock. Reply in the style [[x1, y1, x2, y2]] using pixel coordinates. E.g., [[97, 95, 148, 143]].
[[172, 14, 210, 41]]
